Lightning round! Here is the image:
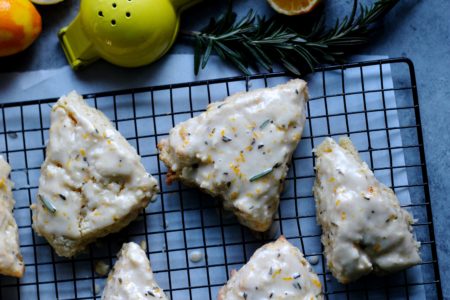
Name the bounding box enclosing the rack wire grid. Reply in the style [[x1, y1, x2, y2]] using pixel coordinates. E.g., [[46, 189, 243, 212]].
[[0, 57, 442, 300]]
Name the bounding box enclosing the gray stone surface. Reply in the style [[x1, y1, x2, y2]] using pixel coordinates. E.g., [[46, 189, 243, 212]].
[[0, 0, 449, 298]]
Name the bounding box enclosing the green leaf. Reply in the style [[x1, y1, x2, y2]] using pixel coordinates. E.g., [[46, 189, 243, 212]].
[[215, 42, 243, 61], [216, 43, 250, 74], [194, 39, 202, 75], [242, 43, 271, 72], [281, 58, 301, 76], [202, 40, 214, 69], [292, 49, 314, 73], [249, 167, 273, 182], [293, 36, 307, 43], [305, 42, 328, 48], [39, 195, 56, 213]]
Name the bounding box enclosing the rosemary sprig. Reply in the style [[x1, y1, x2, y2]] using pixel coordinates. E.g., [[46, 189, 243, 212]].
[[185, 0, 399, 75]]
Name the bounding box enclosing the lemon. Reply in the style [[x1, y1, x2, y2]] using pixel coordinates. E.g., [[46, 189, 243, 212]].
[[0, 0, 42, 57], [30, 0, 64, 5], [267, 0, 321, 16]]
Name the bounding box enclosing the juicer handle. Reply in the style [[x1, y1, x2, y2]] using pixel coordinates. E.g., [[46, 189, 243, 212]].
[[58, 15, 99, 71], [170, 0, 203, 12]]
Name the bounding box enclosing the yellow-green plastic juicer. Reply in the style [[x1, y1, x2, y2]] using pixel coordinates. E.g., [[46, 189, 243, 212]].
[[59, 0, 201, 70]]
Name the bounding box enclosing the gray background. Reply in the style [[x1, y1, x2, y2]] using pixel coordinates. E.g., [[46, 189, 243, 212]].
[[0, 0, 449, 298]]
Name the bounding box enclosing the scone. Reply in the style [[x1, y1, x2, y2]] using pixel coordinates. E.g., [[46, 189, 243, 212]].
[[0, 157, 24, 278], [313, 137, 421, 283], [32, 92, 159, 257], [102, 242, 168, 300], [158, 79, 308, 231], [218, 236, 323, 300]]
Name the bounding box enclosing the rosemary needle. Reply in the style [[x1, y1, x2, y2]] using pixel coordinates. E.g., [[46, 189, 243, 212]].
[[39, 195, 56, 213], [222, 135, 233, 142], [259, 119, 271, 130], [249, 167, 274, 182]]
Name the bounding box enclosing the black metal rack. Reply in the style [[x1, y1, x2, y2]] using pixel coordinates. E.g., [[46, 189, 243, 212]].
[[0, 58, 442, 299]]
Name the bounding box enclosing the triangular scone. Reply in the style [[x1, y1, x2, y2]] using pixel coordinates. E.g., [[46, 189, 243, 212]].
[[313, 137, 421, 283], [32, 92, 159, 257], [218, 236, 323, 300], [0, 157, 24, 278], [102, 242, 168, 300], [158, 79, 308, 231]]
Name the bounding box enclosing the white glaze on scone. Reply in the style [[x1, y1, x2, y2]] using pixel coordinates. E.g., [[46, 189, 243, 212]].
[[31, 92, 159, 257], [0, 157, 24, 278], [313, 137, 421, 283], [158, 79, 308, 231], [218, 236, 323, 300], [102, 242, 167, 300]]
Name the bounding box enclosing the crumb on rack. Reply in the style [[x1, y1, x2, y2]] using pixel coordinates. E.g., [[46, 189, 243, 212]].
[[140, 240, 147, 251], [189, 250, 203, 263], [95, 260, 110, 276]]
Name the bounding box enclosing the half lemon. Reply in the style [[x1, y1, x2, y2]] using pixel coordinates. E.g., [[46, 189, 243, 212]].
[[30, 0, 64, 5], [267, 0, 320, 16]]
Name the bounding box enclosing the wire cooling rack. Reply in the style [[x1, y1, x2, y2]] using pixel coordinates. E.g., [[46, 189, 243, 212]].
[[0, 58, 442, 299]]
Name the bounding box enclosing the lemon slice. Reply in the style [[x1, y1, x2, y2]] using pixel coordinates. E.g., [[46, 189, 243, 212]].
[[30, 0, 64, 5], [267, 0, 320, 16]]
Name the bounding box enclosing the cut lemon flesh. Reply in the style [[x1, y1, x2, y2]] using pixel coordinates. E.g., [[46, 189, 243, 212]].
[[30, 0, 64, 5], [267, 0, 320, 16]]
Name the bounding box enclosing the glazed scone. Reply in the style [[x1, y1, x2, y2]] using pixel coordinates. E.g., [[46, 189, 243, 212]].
[[158, 80, 308, 231], [218, 236, 323, 300], [102, 242, 167, 300], [32, 92, 159, 257], [0, 157, 24, 278], [313, 137, 421, 283]]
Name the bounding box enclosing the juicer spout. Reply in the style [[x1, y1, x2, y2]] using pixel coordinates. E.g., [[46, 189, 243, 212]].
[[58, 15, 99, 71]]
